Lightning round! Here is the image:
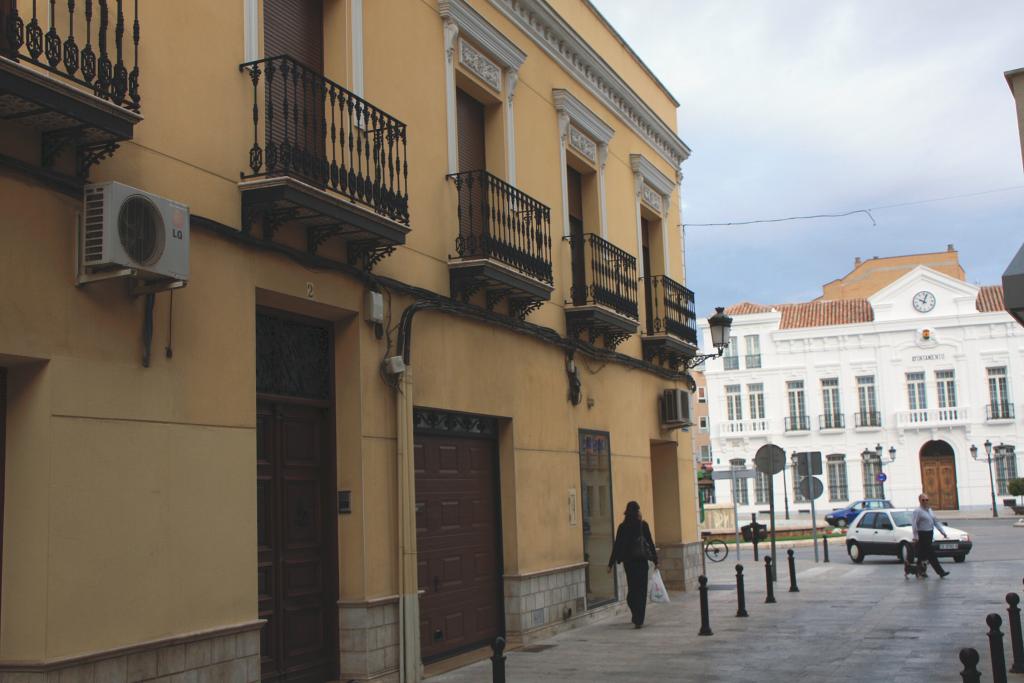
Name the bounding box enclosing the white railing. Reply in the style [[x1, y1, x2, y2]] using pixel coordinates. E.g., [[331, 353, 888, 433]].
[[896, 407, 967, 428], [718, 419, 771, 436]]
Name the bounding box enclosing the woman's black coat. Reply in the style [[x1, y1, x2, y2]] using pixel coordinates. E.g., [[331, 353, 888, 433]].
[[608, 518, 657, 567]]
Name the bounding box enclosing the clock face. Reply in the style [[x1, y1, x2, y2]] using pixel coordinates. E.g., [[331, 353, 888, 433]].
[[912, 291, 936, 313]]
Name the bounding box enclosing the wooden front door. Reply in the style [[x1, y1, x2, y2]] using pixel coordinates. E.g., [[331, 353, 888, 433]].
[[415, 432, 501, 662], [567, 166, 586, 305], [921, 455, 959, 511], [256, 311, 337, 683]]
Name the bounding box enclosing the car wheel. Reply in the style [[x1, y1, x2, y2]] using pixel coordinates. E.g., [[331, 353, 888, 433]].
[[898, 541, 911, 562], [953, 554, 966, 563], [848, 541, 864, 563], [837, 518, 848, 528]]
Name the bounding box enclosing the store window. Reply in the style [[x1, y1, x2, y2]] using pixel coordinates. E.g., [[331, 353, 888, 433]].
[[579, 430, 616, 607]]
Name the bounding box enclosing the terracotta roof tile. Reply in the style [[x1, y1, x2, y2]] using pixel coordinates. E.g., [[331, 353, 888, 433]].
[[724, 302, 773, 315], [778, 299, 874, 329], [976, 285, 1005, 313]]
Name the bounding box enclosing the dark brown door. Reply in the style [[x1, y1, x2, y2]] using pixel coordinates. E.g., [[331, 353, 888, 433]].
[[567, 167, 586, 305], [415, 434, 501, 661], [921, 455, 959, 511], [0, 367, 6, 622], [456, 89, 487, 252], [264, 0, 325, 182], [258, 400, 335, 683], [641, 219, 654, 333]]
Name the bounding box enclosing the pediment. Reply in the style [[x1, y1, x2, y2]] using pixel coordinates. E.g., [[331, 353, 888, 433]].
[[868, 266, 979, 320]]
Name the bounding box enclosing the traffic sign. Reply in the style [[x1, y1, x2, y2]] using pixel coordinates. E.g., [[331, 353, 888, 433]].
[[794, 451, 823, 476], [754, 444, 786, 475], [712, 468, 757, 480], [877, 472, 887, 483], [798, 476, 825, 500]]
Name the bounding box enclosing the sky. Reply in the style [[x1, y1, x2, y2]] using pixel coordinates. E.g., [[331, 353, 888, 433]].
[[590, 0, 1024, 317]]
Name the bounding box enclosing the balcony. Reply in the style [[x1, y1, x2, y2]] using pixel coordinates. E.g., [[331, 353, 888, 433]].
[[0, 0, 142, 179], [745, 354, 762, 369], [238, 55, 409, 270], [854, 411, 882, 429], [784, 415, 810, 432], [446, 170, 553, 319], [641, 275, 697, 367], [565, 233, 639, 349], [986, 403, 1015, 422], [723, 355, 739, 371], [895, 407, 967, 429], [717, 419, 770, 437], [819, 413, 845, 430]]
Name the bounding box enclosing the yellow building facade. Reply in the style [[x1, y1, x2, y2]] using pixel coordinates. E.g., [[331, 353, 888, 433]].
[[0, 1, 704, 681]]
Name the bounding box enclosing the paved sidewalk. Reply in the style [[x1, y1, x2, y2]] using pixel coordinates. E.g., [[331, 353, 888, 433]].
[[429, 519, 1024, 683]]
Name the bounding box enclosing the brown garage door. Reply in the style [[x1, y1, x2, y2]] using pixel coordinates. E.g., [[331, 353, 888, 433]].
[[415, 423, 502, 662]]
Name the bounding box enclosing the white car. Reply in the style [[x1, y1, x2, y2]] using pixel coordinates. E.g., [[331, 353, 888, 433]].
[[846, 508, 973, 564]]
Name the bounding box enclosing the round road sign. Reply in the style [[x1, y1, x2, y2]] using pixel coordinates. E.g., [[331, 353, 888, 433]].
[[877, 472, 887, 483], [798, 476, 825, 500], [754, 444, 786, 475]]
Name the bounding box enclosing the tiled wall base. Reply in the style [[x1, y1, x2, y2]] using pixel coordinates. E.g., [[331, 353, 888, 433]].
[[338, 597, 400, 682], [659, 541, 703, 591], [503, 563, 630, 647], [0, 622, 262, 683]]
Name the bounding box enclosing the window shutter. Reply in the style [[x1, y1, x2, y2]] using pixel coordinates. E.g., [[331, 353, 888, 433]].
[[456, 89, 486, 173], [264, 0, 324, 71]]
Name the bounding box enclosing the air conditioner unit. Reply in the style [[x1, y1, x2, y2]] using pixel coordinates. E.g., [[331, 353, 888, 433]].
[[80, 181, 189, 283], [660, 388, 691, 429]]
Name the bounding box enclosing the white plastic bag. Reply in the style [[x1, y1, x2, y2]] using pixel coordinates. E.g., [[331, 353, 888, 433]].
[[648, 568, 670, 603]]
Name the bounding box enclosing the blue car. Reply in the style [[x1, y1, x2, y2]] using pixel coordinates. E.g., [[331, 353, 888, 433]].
[[825, 499, 894, 527]]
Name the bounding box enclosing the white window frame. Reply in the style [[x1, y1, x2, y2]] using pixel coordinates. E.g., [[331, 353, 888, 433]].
[[697, 386, 707, 404], [553, 89, 614, 239], [748, 383, 765, 420], [725, 384, 743, 422], [988, 366, 1009, 407], [826, 454, 848, 502], [730, 459, 749, 506], [629, 154, 675, 276], [440, 0, 526, 179], [699, 416, 709, 432]]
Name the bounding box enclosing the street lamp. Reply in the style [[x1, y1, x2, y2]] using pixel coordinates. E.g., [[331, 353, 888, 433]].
[[684, 307, 734, 369], [861, 445, 896, 499], [970, 439, 998, 518]]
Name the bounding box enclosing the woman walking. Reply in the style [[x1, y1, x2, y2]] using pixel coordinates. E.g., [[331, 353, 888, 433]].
[[607, 501, 658, 628]]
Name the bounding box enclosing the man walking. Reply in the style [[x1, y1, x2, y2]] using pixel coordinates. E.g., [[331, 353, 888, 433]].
[[912, 493, 949, 578]]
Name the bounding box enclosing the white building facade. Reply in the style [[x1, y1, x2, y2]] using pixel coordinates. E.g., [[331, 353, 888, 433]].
[[700, 266, 1022, 514]]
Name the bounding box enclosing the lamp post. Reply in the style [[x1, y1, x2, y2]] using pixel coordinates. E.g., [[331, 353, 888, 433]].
[[970, 440, 998, 518], [684, 307, 734, 369], [861, 444, 896, 499]]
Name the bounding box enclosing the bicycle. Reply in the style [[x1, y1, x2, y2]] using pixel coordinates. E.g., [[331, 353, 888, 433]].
[[703, 535, 729, 563]]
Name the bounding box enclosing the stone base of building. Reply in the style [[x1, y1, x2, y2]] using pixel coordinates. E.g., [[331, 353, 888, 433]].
[[0, 622, 262, 683], [659, 541, 703, 591], [338, 596, 400, 683], [502, 562, 630, 647]]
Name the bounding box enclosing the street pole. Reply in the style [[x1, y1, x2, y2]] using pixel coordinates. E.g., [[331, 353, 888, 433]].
[[810, 479, 819, 563], [782, 458, 790, 520], [769, 472, 777, 582], [987, 452, 998, 518]]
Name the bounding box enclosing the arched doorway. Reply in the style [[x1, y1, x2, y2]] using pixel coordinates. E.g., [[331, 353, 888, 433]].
[[919, 440, 959, 510]]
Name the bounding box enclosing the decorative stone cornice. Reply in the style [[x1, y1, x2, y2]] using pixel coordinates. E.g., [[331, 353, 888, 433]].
[[490, 0, 691, 168], [440, 0, 526, 71], [552, 88, 614, 145], [459, 39, 502, 90], [630, 153, 676, 196]]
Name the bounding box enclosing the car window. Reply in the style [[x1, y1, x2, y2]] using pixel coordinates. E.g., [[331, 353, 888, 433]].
[[868, 501, 884, 509], [874, 514, 893, 530], [883, 500, 894, 508], [860, 512, 877, 528], [851, 502, 864, 511], [891, 511, 913, 527]]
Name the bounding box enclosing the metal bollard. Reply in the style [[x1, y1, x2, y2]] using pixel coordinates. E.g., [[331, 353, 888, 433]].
[[987, 613, 1008, 683], [823, 536, 830, 563], [764, 556, 776, 604], [735, 563, 748, 618], [491, 636, 506, 683], [1007, 593, 1024, 674], [787, 549, 799, 593], [698, 575, 713, 636], [959, 647, 982, 683]]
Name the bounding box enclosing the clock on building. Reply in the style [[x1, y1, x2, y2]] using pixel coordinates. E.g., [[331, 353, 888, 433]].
[[912, 290, 936, 313]]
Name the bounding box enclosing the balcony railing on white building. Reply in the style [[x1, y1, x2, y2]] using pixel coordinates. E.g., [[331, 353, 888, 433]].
[[718, 419, 771, 436], [896, 407, 968, 428]]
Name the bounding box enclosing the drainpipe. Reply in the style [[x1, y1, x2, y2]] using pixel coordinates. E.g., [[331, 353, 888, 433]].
[[394, 364, 421, 682]]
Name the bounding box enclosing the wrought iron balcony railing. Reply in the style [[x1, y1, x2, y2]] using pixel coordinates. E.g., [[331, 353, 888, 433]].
[[745, 354, 762, 369], [784, 415, 810, 432], [819, 413, 845, 430], [986, 402, 1015, 420], [1, 0, 141, 111], [568, 233, 638, 321], [447, 170, 552, 285], [854, 411, 882, 428], [723, 355, 739, 370], [240, 54, 409, 226], [643, 274, 696, 345]]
